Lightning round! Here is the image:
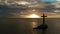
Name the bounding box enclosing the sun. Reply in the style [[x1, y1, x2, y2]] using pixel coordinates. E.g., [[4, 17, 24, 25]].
[[26, 14, 40, 18]]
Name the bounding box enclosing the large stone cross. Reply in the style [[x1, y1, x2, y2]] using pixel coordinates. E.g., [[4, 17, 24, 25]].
[[41, 14, 47, 24]]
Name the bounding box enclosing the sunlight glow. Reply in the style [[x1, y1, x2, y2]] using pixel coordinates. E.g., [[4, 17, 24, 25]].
[[16, 1, 30, 5], [26, 14, 40, 18]]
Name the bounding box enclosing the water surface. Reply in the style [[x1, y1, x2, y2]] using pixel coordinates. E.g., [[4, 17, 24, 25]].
[[0, 18, 60, 34]]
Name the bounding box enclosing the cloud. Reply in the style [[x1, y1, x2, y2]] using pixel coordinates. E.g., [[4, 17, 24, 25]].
[[0, 4, 28, 18], [0, 0, 60, 18], [56, 0, 60, 1]]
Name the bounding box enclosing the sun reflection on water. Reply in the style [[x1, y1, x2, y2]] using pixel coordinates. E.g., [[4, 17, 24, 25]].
[[31, 22, 38, 28]]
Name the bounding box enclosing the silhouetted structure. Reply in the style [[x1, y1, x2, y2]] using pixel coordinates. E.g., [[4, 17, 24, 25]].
[[34, 13, 48, 30]]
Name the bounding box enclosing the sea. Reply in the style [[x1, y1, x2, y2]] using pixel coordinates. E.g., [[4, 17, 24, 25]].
[[0, 18, 60, 34]]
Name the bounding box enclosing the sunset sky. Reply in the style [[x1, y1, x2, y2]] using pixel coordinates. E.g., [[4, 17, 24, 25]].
[[0, 0, 60, 18]]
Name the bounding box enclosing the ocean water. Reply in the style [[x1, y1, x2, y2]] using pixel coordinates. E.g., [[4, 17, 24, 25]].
[[0, 18, 60, 34]]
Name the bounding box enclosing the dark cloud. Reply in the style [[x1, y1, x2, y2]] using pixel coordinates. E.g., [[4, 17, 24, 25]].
[[0, 4, 28, 18]]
